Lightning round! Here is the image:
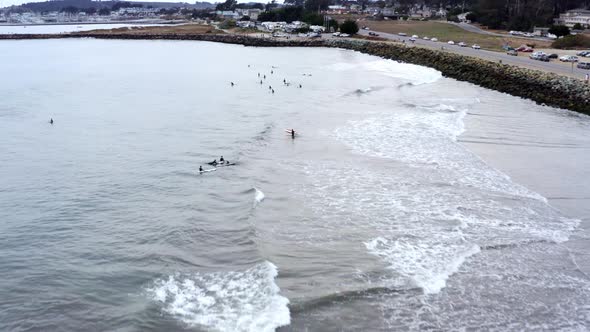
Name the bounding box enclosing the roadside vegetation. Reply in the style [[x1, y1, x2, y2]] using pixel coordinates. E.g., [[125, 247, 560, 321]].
[[552, 34, 590, 49], [340, 20, 359, 35]]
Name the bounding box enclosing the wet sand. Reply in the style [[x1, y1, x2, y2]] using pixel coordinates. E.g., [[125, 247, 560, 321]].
[[460, 89, 590, 275]]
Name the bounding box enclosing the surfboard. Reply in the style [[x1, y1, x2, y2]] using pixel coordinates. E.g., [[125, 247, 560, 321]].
[[199, 168, 216, 174]]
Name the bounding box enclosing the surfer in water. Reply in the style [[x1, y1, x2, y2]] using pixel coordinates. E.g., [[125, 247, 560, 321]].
[[220, 156, 224, 163], [49, 118, 54, 124], [199, 166, 203, 172], [291, 129, 295, 139]]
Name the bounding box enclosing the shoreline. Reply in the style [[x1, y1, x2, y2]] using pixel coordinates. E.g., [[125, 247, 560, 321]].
[[2, 32, 589, 114]]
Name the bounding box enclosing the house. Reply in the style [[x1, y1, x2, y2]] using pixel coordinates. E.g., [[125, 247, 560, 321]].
[[236, 8, 261, 21], [533, 27, 550, 36], [216, 10, 241, 20], [457, 12, 471, 23], [556, 9, 590, 27], [259, 21, 287, 31]]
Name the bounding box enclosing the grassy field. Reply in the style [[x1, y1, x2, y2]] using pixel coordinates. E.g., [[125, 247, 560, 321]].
[[358, 20, 551, 51], [85, 24, 219, 35]]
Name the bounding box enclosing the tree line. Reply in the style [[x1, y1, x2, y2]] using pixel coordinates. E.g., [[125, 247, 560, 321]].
[[466, 0, 590, 30]]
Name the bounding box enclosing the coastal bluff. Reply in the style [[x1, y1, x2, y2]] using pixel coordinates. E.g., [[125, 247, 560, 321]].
[[3, 33, 589, 114]]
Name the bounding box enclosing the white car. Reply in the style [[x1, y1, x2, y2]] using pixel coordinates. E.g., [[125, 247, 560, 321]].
[[472, 44, 481, 49], [339, 33, 350, 37], [560, 55, 579, 62], [431, 37, 438, 42], [412, 35, 419, 38], [458, 42, 467, 47], [398, 32, 407, 36], [332, 32, 341, 37], [409, 37, 416, 42], [423, 36, 429, 40], [448, 40, 455, 45]]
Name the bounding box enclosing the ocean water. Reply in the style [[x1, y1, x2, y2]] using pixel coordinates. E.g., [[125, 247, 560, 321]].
[[0, 39, 589, 331], [0, 23, 176, 35]]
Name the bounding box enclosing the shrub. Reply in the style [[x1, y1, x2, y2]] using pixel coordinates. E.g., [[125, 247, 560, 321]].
[[340, 19, 359, 35], [548, 25, 570, 37], [552, 34, 590, 49]]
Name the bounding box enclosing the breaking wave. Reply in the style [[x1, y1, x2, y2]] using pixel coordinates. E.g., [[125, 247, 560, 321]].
[[297, 100, 581, 295], [147, 261, 290, 332]]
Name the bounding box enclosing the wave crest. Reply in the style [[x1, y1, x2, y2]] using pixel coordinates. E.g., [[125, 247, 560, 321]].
[[147, 261, 290, 332]]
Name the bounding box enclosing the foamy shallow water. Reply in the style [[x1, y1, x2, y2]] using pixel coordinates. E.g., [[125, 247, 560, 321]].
[[0, 39, 589, 331]]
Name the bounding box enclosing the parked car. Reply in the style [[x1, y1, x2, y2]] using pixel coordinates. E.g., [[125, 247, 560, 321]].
[[560, 55, 579, 62], [547, 53, 558, 59], [368, 32, 379, 36], [458, 42, 467, 47], [515, 45, 533, 52], [530, 51, 546, 59], [502, 45, 515, 51], [447, 40, 455, 45], [332, 32, 341, 37], [412, 35, 419, 38], [507, 50, 518, 56], [577, 61, 590, 69], [339, 33, 350, 37], [431, 37, 438, 42], [398, 32, 407, 36], [538, 55, 550, 62], [362, 26, 370, 30], [409, 37, 416, 42], [472, 44, 481, 49], [423, 36, 430, 40], [576, 51, 590, 56]]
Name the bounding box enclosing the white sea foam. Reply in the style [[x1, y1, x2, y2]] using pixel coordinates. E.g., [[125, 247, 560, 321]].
[[254, 187, 265, 203], [329, 59, 442, 85], [334, 102, 543, 200], [147, 261, 290, 332], [296, 99, 581, 294], [363, 59, 442, 85], [366, 237, 481, 294]]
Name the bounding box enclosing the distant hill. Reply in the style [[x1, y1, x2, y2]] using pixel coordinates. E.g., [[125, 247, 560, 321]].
[[4, 0, 214, 11]]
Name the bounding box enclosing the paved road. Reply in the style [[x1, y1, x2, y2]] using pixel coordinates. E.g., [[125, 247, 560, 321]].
[[357, 29, 587, 80]]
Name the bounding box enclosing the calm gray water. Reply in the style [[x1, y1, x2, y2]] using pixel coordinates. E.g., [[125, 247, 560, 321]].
[[0, 23, 175, 35], [0, 39, 589, 331]]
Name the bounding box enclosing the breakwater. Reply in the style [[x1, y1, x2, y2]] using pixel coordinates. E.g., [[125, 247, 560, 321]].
[[2, 33, 589, 114]]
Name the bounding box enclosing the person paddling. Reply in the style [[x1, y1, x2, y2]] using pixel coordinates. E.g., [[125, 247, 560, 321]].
[[220, 156, 224, 163], [291, 129, 295, 139], [199, 166, 203, 172]]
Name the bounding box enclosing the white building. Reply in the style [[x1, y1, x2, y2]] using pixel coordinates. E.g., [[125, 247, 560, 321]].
[[457, 12, 471, 23], [557, 9, 590, 27]]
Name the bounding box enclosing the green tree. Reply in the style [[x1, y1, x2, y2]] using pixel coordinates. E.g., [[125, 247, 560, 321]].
[[216, 0, 237, 11], [304, 0, 331, 12], [302, 12, 323, 25], [340, 19, 359, 34], [549, 25, 570, 37], [573, 23, 583, 30], [328, 18, 338, 32], [61, 6, 79, 14]]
